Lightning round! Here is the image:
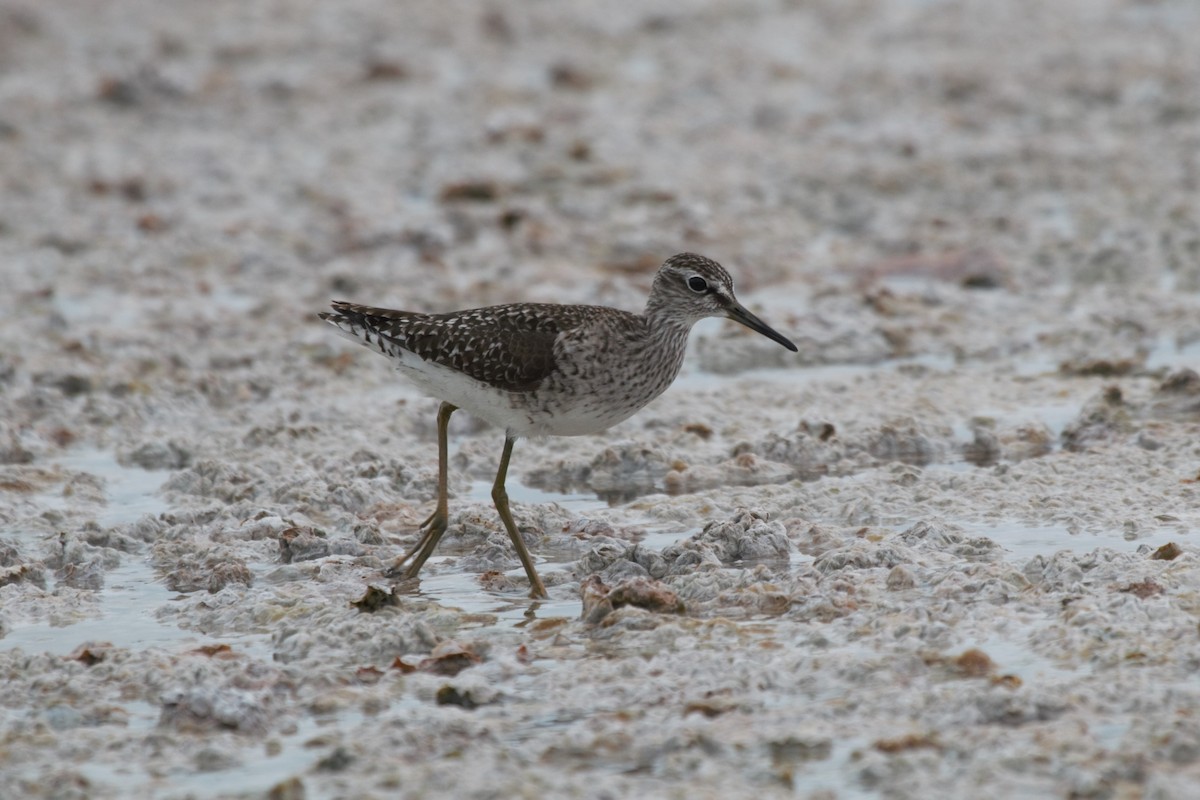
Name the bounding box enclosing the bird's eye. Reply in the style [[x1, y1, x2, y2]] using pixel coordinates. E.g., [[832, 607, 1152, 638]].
[[687, 276, 708, 293]]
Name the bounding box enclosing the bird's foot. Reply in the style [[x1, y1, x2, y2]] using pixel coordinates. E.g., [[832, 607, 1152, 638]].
[[384, 509, 447, 580]]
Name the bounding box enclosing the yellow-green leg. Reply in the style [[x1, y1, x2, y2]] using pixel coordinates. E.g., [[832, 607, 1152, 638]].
[[493, 435, 548, 599], [387, 401, 455, 579]]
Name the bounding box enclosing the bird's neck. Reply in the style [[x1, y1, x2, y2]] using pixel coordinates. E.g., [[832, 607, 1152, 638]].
[[643, 292, 695, 327], [640, 302, 697, 351]]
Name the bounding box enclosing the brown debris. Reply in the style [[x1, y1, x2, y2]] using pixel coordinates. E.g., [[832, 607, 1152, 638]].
[[363, 59, 408, 81], [267, 777, 306, 800], [1151, 542, 1183, 561], [684, 691, 738, 718], [352, 584, 399, 612], [1058, 357, 1141, 377], [528, 617, 568, 636], [417, 645, 483, 677], [567, 139, 591, 161], [953, 648, 995, 677], [548, 62, 594, 90], [580, 574, 685, 624], [991, 674, 1023, 689], [922, 648, 1022, 687], [97, 76, 139, 106], [206, 560, 253, 592], [88, 176, 146, 201], [479, 569, 519, 592], [49, 427, 77, 447], [164, 555, 253, 593], [136, 212, 168, 232], [874, 733, 941, 753], [1119, 579, 1164, 599], [315, 747, 355, 772], [67, 642, 113, 666], [1149, 368, 1200, 419], [498, 208, 525, 230], [435, 686, 482, 709], [191, 644, 235, 658], [1157, 368, 1200, 395], [0, 564, 45, 588], [1061, 386, 1132, 452], [278, 526, 330, 563], [439, 180, 500, 203], [393, 641, 483, 677], [355, 666, 385, 684]]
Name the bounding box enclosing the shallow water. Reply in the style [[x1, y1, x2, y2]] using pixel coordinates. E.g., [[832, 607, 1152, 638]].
[[2, 451, 198, 655], [976, 521, 1180, 563], [76, 711, 349, 800], [1, 433, 1192, 798], [6, 441, 1182, 650], [1147, 334, 1200, 370]]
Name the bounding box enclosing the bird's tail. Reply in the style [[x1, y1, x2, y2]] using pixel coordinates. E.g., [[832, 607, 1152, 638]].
[[318, 302, 398, 359]]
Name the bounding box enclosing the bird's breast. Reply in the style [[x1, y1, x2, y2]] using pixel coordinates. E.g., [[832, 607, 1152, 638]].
[[514, 330, 688, 436]]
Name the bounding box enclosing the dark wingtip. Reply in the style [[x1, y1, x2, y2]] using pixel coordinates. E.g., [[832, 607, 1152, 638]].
[[321, 301, 358, 321]]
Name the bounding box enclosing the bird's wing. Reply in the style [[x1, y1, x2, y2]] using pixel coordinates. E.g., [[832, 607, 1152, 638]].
[[321, 302, 577, 392]]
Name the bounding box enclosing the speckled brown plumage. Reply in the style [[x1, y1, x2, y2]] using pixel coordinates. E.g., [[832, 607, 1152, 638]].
[[320, 301, 618, 393]]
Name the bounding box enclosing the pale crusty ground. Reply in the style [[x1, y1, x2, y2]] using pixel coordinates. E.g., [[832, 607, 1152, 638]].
[[3, 1, 1200, 798]]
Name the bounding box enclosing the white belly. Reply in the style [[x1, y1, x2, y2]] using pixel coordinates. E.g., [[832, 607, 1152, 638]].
[[393, 353, 666, 438]]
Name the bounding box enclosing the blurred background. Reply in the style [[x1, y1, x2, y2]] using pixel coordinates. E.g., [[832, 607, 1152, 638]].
[[3, 0, 1197, 326]]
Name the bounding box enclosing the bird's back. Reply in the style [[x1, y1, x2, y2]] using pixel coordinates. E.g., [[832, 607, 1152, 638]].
[[324, 302, 555, 392], [320, 300, 642, 393]]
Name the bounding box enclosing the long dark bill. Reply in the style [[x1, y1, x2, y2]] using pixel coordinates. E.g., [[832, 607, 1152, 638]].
[[725, 302, 798, 352]]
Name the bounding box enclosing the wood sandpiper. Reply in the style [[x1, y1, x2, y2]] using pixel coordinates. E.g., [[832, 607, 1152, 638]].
[[319, 252, 797, 598]]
